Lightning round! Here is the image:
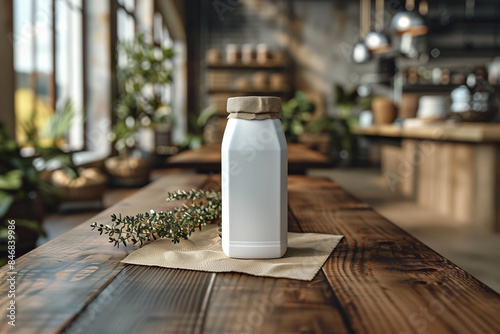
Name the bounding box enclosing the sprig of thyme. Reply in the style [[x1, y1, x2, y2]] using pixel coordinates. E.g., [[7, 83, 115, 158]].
[[90, 189, 221, 247]]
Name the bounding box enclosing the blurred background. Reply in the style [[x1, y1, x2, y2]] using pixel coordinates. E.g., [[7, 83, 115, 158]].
[[1, 0, 500, 292]]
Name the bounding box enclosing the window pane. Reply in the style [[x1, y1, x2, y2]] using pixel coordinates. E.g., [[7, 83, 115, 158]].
[[118, 0, 134, 12], [13, 0, 34, 74], [13, 0, 53, 144], [34, 0, 53, 133], [162, 26, 172, 48], [117, 8, 135, 42], [14, 0, 34, 144], [68, 0, 82, 10], [14, 0, 84, 150], [56, 0, 84, 150], [123, 0, 135, 12], [153, 12, 162, 44], [35, 0, 52, 76], [126, 12, 135, 40]]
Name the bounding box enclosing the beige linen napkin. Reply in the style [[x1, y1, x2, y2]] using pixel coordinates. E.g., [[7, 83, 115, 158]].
[[121, 225, 343, 281]]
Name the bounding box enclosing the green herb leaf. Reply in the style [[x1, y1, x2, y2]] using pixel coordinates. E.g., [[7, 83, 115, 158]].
[[91, 188, 221, 248]]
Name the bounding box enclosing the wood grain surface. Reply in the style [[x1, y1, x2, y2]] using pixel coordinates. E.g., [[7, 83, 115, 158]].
[[1, 173, 500, 334], [288, 176, 500, 334], [0, 174, 208, 334]]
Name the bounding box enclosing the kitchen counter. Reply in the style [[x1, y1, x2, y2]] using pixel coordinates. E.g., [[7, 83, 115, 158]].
[[352, 122, 500, 143], [353, 122, 500, 232]]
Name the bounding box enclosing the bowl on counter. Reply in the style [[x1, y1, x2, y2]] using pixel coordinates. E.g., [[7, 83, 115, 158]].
[[417, 95, 447, 120]]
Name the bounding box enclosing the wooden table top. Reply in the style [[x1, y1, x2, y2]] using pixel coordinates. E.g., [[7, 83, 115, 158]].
[[351, 123, 500, 143], [166, 143, 332, 173], [1, 173, 500, 333]]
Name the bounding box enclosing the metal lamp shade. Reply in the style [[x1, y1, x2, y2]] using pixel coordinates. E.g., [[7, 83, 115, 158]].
[[364, 32, 391, 54], [352, 42, 371, 63], [390, 11, 428, 36]]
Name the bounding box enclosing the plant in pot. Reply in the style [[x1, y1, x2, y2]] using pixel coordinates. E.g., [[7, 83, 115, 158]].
[[334, 83, 360, 126], [22, 102, 108, 206], [183, 106, 217, 150], [106, 34, 174, 186], [304, 84, 372, 165], [306, 116, 353, 166], [0, 124, 58, 265], [281, 91, 315, 143]]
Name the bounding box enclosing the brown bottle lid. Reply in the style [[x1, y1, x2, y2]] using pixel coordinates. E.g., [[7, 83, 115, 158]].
[[227, 96, 281, 120]]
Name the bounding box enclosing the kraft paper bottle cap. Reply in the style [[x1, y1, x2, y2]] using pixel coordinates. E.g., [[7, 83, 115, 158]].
[[227, 96, 282, 120]]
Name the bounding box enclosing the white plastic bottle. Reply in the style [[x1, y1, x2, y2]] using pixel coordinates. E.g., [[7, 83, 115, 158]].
[[221, 96, 287, 259]]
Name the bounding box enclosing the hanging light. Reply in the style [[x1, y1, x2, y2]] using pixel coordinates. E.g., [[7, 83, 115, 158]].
[[364, 32, 391, 54], [390, 0, 428, 36], [353, 42, 371, 64], [352, 0, 371, 63], [364, 0, 391, 54]]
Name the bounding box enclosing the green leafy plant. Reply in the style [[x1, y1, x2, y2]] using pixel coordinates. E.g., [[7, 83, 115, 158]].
[[0, 124, 52, 264], [91, 189, 221, 247], [184, 106, 217, 150], [334, 84, 359, 106], [333, 83, 372, 126], [307, 116, 353, 164], [111, 34, 175, 156], [0, 99, 80, 264], [19, 100, 80, 178], [281, 91, 315, 143], [44, 100, 78, 145], [0, 125, 59, 208], [334, 83, 359, 121]]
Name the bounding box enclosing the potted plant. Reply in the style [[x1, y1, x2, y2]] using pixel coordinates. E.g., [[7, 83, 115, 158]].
[[21, 101, 108, 205], [0, 124, 57, 264], [333, 83, 359, 125], [305, 84, 372, 165], [183, 106, 217, 150], [306, 116, 353, 165], [105, 34, 174, 186], [281, 91, 315, 143]]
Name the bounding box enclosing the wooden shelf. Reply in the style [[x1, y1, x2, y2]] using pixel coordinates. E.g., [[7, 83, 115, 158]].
[[206, 61, 287, 70], [402, 84, 460, 92], [207, 88, 290, 95], [403, 83, 500, 93]]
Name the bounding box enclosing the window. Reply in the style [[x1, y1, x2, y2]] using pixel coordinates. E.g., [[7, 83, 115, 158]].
[[153, 11, 174, 105], [114, 0, 175, 152], [11, 0, 178, 158], [13, 0, 84, 150], [117, 0, 135, 43]]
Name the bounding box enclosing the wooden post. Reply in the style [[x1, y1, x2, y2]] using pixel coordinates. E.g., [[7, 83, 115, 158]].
[[0, 0, 16, 139]]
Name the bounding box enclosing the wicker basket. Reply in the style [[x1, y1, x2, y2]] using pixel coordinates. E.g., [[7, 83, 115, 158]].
[[104, 156, 150, 185], [51, 168, 107, 202]]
